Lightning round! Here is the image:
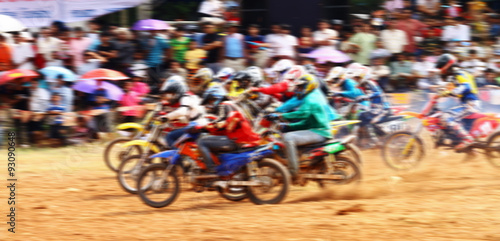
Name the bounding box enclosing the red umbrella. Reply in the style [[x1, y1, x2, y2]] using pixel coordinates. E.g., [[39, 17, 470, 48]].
[[80, 68, 129, 81], [0, 69, 39, 85]]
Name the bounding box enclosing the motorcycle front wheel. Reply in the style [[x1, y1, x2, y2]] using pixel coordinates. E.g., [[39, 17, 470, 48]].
[[246, 159, 291, 205], [382, 131, 425, 171], [486, 131, 500, 168], [137, 163, 180, 208], [103, 138, 142, 172]]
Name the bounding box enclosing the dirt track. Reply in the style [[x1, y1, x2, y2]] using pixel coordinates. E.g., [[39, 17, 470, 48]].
[[2, 143, 500, 241]]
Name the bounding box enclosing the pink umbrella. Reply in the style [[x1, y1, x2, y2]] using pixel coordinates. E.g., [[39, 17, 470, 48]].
[[132, 19, 170, 31], [307, 47, 351, 64], [73, 79, 124, 101]]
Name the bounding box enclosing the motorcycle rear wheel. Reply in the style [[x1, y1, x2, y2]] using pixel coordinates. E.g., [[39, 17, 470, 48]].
[[382, 131, 425, 171], [246, 159, 291, 205], [316, 154, 362, 188]]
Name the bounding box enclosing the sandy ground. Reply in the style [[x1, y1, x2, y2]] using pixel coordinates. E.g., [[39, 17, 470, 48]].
[[1, 141, 500, 241]]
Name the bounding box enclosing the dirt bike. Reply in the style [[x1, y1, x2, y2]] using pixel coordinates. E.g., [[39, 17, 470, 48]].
[[103, 102, 162, 172], [259, 116, 363, 187], [382, 94, 500, 170], [136, 133, 291, 208], [330, 96, 412, 149]]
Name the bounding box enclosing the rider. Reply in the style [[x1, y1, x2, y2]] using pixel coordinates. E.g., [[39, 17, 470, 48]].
[[268, 74, 333, 178], [250, 64, 306, 102], [195, 87, 261, 173], [190, 68, 217, 96], [158, 75, 207, 147], [435, 53, 480, 151], [269, 59, 294, 83]]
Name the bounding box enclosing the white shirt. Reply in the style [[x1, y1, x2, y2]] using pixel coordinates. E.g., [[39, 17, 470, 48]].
[[371, 65, 391, 78], [272, 34, 298, 58], [442, 25, 470, 41], [78, 59, 102, 75], [417, 0, 439, 9], [166, 94, 207, 125], [198, 0, 223, 17], [380, 29, 407, 54], [412, 61, 435, 77], [29, 88, 50, 112], [36, 37, 61, 61], [265, 33, 281, 57], [313, 29, 338, 48], [460, 59, 485, 73], [11, 42, 34, 70], [457, 24, 471, 41]]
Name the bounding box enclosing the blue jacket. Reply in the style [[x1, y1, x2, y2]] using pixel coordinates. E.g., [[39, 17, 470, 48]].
[[452, 82, 479, 103], [359, 80, 390, 109]]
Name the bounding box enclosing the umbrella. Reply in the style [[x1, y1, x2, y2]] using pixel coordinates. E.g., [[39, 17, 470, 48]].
[[80, 68, 129, 81], [132, 19, 170, 31], [307, 47, 351, 64], [73, 79, 124, 101], [40, 66, 77, 82], [0, 15, 26, 32], [0, 69, 39, 85]]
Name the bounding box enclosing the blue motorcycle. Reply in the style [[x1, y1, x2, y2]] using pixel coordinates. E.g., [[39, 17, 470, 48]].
[[136, 133, 291, 208]]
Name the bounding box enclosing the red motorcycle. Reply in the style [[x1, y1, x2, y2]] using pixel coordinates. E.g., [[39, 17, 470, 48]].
[[382, 94, 500, 170]]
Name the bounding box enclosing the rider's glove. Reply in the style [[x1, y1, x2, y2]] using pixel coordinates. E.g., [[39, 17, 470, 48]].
[[264, 113, 281, 121]]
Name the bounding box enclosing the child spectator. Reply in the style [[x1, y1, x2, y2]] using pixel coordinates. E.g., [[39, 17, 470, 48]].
[[51, 74, 74, 111], [390, 52, 414, 90], [119, 81, 141, 123], [166, 60, 188, 79], [169, 26, 191, 64], [184, 40, 206, 76], [46, 94, 67, 145], [129, 68, 150, 98], [298, 26, 315, 57], [371, 57, 391, 91]]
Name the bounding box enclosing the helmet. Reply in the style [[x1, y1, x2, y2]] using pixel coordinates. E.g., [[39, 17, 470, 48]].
[[283, 65, 306, 82], [325, 67, 346, 84], [435, 54, 458, 74], [193, 68, 214, 87], [232, 71, 254, 89], [304, 64, 319, 77], [215, 67, 235, 79], [271, 59, 294, 73], [358, 66, 372, 83], [246, 66, 263, 85], [160, 75, 187, 104], [201, 86, 227, 113], [293, 74, 318, 99]]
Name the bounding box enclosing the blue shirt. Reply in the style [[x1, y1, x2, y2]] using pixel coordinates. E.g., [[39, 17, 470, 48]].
[[146, 36, 170, 67], [225, 33, 244, 58], [47, 104, 65, 125]]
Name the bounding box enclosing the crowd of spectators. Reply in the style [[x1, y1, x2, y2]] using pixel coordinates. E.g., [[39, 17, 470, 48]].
[[0, 0, 500, 147]]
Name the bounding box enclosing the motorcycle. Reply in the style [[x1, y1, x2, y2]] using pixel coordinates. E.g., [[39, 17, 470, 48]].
[[136, 133, 291, 208], [382, 93, 500, 170], [259, 117, 363, 187], [330, 95, 412, 149], [103, 102, 162, 172]]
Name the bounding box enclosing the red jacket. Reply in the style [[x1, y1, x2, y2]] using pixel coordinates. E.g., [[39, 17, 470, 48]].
[[255, 81, 294, 101], [206, 110, 260, 146]]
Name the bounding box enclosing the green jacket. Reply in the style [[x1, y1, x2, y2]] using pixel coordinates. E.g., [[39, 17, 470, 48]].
[[281, 89, 332, 138]]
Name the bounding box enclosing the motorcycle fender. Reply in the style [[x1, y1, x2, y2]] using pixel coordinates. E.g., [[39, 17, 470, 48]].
[[149, 150, 180, 165], [121, 140, 160, 153], [116, 123, 144, 131], [323, 142, 346, 154]]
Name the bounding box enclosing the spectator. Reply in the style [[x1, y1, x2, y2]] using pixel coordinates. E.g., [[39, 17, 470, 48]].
[[371, 57, 391, 91], [70, 27, 92, 70], [489, 15, 500, 38], [444, 0, 462, 18], [28, 79, 50, 144], [36, 27, 61, 66], [96, 32, 118, 70], [202, 23, 223, 73], [416, 0, 440, 16], [412, 52, 436, 88], [46, 94, 67, 145], [130, 72, 150, 98], [487, 50, 500, 73], [10, 32, 34, 70], [482, 69, 500, 88], [395, 8, 427, 53], [57, 30, 73, 70], [390, 53, 414, 90], [421, 17, 443, 39], [119, 81, 141, 123], [90, 81, 111, 139], [145, 29, 170, 93], [460, 49, 486, 73], [185, 39, 206, 75], [222, 24, 246, 71], [245, 24, 268, 68], [349, 23, 377, 65], [418, 29, 442, 54], [45, 51, 64, 68], [10, 78, 30, 146], [370, 40, 392, 60], [298, 26, 315, 57], [273, 24, 298, 60], [113, 28, 135, 73], [87, 20, 105, 51], [51, 74, 74, 112], [313, 19, 338, 50], [169, 26, 191, 64], [166, 60, 188, 79], [77, 51, 107, 75], [0, 34, 12, 73], [265, 24, 282, 59]]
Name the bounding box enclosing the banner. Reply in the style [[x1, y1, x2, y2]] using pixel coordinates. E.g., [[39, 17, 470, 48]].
[[0, 0, 146, 28], [0, 0, 59, 28]]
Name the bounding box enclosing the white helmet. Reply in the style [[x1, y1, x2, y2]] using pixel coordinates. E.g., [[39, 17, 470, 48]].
[[215, 67, 235, 79], [283, 65, 306, 82], [246, 66, 264, 84], [271, 59, 294, 73], [325, 67, 346, 82], [160, 75, 187, 93], [193, 68, 214, 86], [344, 63, 366, 79]]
